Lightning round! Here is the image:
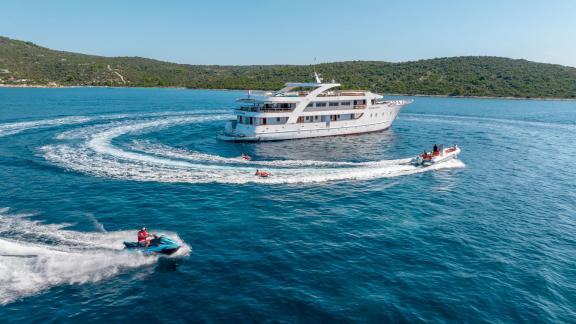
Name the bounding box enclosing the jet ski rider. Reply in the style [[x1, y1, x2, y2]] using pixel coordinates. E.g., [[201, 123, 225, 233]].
[[138, 227, 152, 247]]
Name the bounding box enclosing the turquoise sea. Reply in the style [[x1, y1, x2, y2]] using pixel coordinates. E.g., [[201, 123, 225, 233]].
[[0, 88, 575, 322]]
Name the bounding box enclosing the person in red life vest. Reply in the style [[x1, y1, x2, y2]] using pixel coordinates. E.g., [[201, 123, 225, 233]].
[[138, 227, 152, 247]]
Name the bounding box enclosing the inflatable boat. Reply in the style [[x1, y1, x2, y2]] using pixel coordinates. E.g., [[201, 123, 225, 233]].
[[411, 145, 461, 166]]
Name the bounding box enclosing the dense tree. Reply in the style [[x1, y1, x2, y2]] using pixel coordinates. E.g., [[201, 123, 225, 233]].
[[1, 36, 575, 98]]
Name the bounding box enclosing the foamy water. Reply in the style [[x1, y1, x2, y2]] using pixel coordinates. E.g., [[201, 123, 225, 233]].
[[0, 208, 190, 305], [0, 103, 465, 303], [0, 116, 93, 137], [29, 112, 465, 184], [3, 89, 574, 322]]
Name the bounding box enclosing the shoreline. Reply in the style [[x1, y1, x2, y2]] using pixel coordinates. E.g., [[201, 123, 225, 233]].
[[1, 84, 574, 101]]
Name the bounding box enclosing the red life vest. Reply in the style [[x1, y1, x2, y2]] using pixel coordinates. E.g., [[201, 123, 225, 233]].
[[138, 230, 148, 242]]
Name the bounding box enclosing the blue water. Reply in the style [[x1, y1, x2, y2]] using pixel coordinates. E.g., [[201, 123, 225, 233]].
[[1, 88, 575, 322]]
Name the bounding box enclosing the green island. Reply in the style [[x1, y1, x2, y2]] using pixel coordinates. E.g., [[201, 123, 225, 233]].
[[1, 36, 575, 99]]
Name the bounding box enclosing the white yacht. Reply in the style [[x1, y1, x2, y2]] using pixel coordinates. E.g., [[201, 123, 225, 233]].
[[218, 73, 412, 141]]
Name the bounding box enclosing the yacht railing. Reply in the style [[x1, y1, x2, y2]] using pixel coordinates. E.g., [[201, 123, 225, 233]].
[[247, 90, 275, 96], [274, 91, 309, 97], [375, 99, 414, 106], [238, 106, 294, 113], [303, 105, 366, 112], [244, 90, 369, 98], [318, 91, 366, 97], [275, 91, 368, 97], [245, 90, 307, 97]]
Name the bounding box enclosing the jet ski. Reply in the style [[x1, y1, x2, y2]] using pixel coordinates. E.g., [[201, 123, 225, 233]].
[[240, 154, 252, 161], [411, 144, 461, 166], [123, 235, 181, 255]]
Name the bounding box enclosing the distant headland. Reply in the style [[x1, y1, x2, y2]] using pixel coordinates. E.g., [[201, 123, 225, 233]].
[[1, 36, 575, 99]]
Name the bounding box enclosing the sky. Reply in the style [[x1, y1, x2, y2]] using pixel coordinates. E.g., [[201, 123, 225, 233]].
[[1, 0, 575, 67]]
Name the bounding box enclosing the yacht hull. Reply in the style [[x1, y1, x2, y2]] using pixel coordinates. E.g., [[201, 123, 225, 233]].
[[218, 119, 395, 142]]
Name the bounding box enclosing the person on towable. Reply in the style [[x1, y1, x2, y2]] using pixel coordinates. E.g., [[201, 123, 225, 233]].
[[138, 227, 153, 247]]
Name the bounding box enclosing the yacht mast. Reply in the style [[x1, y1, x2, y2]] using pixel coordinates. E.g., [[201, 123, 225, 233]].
[[313, 57, 323, 83]]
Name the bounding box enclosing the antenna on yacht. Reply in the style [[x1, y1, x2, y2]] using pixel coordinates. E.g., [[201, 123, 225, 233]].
[[313, 57, 323, 83], [314, 71, 323, 84]]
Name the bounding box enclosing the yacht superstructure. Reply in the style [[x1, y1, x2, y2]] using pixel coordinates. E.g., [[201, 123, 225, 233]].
[[218, 73, 412, 141]]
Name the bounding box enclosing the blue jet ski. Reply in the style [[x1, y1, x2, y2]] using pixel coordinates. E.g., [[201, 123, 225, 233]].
[[123, 235, 181, 255]]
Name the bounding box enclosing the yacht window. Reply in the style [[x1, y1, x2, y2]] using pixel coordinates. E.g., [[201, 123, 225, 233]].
[[314, 116, 319, 121], [262, 118, 267, 125], [316, 102, 327, 107], [305, 116, 310, 121], [329, 102, 339, 107], [276, 117, 281, 122], [341, 101, 351, 106], [306, 103, 313, 108]]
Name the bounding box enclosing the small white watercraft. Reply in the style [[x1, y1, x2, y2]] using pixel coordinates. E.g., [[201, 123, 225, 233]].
[[411, 144, 461, 166]]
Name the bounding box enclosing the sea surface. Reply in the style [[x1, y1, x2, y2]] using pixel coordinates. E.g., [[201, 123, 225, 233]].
[[0, 88, 575, 322]]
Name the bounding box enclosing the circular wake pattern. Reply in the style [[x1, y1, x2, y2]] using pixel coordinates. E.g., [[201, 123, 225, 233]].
[[0, 116, 92, 137], [129, 140, 406, 167], [0, 208, 191, 305], [0, 110, 466, 184]]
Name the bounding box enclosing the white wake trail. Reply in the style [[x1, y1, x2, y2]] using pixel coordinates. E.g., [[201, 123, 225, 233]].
[[130, 140, 404, 168], [37, 111, 464, 184], [0, 110, 228, 139], [0, 116, 92, 137], [0, 209, 191, 305]]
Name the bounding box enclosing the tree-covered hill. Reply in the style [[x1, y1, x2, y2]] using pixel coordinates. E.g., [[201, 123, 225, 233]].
[[1, 36, 575, 98]]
